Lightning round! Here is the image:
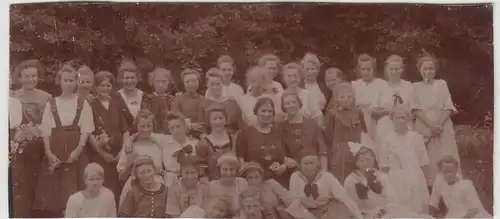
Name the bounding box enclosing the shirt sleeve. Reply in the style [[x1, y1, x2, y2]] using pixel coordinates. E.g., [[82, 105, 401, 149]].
[[440, 80, 457, 112], [270, 179, 294, 207], [343, 174, 361, 205], [410, 83, 422, 111], [40, 101, 54, 137], [165, 185, 181, 216], [9, 98, 22, 129], [463, 180, 485, 210], [414, 132, 430, 166], [118, 188, 135, 217], [78, 100, 95, 134], [64, 194, 80, 217], [327, 173, 363, 218]]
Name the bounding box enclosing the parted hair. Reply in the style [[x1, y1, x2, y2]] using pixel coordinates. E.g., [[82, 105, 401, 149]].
[[280, 91, 303, 113], [95, 71, 116, 86], [253, 96, 275, 116], [15, 59, 45, 84]]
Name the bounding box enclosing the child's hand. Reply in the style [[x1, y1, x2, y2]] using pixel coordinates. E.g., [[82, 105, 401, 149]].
[[191, 123, 207, 132], [284, 157, 298, 169], [270, 163, 287, 175]]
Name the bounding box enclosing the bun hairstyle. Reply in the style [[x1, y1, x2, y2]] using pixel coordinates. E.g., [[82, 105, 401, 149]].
[[95, 71, 116, 86], [280, 91, 303, 113], [15, 59, 45, 85], [252, 96, 276, 116]]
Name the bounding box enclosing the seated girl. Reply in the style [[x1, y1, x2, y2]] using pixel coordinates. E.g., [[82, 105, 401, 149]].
[[344, 133, 432, 218], [118, 155, 168, 217], [289, 147, 364, 219], [233, 187, 280, 219], [166, 155, 209, 217], [429, 155, 492, 218], [65, 163, 116, 217]]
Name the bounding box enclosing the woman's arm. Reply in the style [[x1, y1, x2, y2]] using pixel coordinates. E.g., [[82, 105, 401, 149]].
[[328, 174, 364, 219], [117, 189, 135, 217]]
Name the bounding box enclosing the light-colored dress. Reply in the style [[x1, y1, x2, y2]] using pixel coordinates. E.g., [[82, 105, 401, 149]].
[[305, 82, 327, 112], [9, 97, 23, 128], [290, 88, 323, 120], [344, 170, 432, 218], [378, 130, 430, 214], [206, 82, 245, 100], [65, 187, 117, 217], [208, 177, 248, 213], [430, 174, 492, 218], [412, 79, 460, 186], [289, 170, 362, 219], [351, 78, 388, 143]]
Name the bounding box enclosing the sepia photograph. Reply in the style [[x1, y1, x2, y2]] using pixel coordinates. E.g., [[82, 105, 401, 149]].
[[8, 2, 494, 218]]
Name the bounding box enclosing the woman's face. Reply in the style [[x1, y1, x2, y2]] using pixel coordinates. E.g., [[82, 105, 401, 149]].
[[208, 76, 223, 98], [137, 118, 154, 135], [358, 61, 375, 81], [136, 164, 155, 184], [284, 69, 300, 88], [122, 71, 139, 90], [303, 62, 319, 82], [256, 103, 274, 126], [241, 197, 262, 218], [60, 72, 77, 94], [206, 200, 228, 218], [153, 73, 169, 94], [219, 62, 234, 83], [385, 62, 403, 81], [283, 95, 301, 116], [85, 171, 104, 192], [419, 60, 436, 81], [440, 162, 459, 184], [219, 163, 236, 180], [183, 73, 200, 93], [209, 111, 226, 132], [245, 170, 263, 187], [96, 79, 113, 97], [391, 111, 408, 131], [181, 165, 199, 184], [356, 150, 376, 171], [167, 119, 187, 138], [300, 155, 319, 175], [20, 67, 38, 90], [264, 61, 278, 81], [78, 74, 94, 96], [325, 71, 342, 91]]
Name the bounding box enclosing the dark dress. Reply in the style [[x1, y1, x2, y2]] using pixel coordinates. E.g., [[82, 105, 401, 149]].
[[197, 134, 234, 181], [33, 97, 88, 212], [88, 99, 123, 205], [118, 182, 168, 218], [206, 98, 244, 135], [147, 93, 175, 133], [108, 90, 151, 136], [279, 116, 328, 162], [172, 93, 211, 138], [236, 126, 292, 188]]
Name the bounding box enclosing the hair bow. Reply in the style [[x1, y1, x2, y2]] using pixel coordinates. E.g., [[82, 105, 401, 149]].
[[348, 132, 375, 156]]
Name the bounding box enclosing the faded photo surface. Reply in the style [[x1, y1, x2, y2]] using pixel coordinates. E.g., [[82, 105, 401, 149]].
[[8, 3, 493, 219]]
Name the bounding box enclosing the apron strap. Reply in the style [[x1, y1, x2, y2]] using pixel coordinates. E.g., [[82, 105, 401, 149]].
[[50, 98, 63, 128], [71, 97, 85, 127]]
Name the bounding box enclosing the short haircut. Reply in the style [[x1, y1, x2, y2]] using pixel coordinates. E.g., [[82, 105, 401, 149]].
[[149, 67, 172, 86], [437, 155, 459, 170], [217, 55, 235, 67], [84, 162, 104, 179], [95, 71, 116, 86], [280, 91, 303, 113], [253, 96, 275, 116], [15, 59, 45, 83], [135, 109, 155, 125]]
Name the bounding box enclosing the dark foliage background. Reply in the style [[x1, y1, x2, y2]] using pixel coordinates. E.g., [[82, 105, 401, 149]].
[[10, 3, 493, 212]]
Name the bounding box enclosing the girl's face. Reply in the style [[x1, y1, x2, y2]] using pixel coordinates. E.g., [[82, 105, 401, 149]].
[[153, 73, 169, 94], [122, 71, 139, 90], [245, 170, 263, 187], [391, 111, 408, 131], [137, 118, 154, 135], [96, 79, 113, 97], [219, 62, 234, 83], [303, 62, 319, 82], [325, 70, 342, 91], [241, 197, 262, 218], [283, 95, 301, 116], [356, 150, 376, 171], [219, 163, 236, 180], [181, 165, 199, 184], [358, 61, 375, 81], [206, 200, 228, 218], [300, 155, 319, 175], [78, 74, 94, 95], [336, 93, 353, 108], [385, 62, 403, 81], [208, 76, 223, 98], [20, 67, 38, 90], [419, 60, 436, 81], [60, 72, 77, 94], [85, 171, 104, 192], [284, 69, 301, 88], [167, 119, 187, 138], [440, 162, 459, 184], [256, 103, 274, 126], [183, 73, 200, 93], [136, 164, 156, 184], [209, 111, 226, 132], [264, 61, 278, 81]]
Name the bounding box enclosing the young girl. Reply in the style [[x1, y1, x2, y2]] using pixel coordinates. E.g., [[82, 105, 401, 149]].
[[34, 67, 95, 217], [289, 148, 364, 219], [206, 55, 245, 100], [65, 163, 116, 217], [234, 188, 278, 219], [254, 53, 284, 95], [344, 133, 430, 218], [198, 104, 236, 181], [205, 68, 244, 134], [429, 156, 491, 218], [118, 155, 168, 217], [166, 155, 210, 217], [323, 67, 346, 148], [351, 54, 389, 142], [301, 52, 330, 113], [378, 107, 430, 214], [278, 91, 328, 171], [172, 68, 211, 138], [147, 67, 175, 133], [328, 82, 367, 183], [282, 63, 324, 127]]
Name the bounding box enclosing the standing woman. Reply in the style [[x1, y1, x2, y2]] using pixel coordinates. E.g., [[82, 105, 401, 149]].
[[300, 52, 330, 113], [236, 97, 296, 188], [255, 54, 284, 95], [147, 67, 175, 133], [207, 55, 245, 100], [411, 54, 460, 187], [33, 65, 95, 217], [87, 71, 122, 204], [11, 59, 52, 218]]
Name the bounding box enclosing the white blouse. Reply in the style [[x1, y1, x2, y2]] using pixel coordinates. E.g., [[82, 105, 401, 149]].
[[379, 80, 413, 110], [351, 78, 388, 108], [305, 82, 326, 112], [40, 95, 95, 137], [118, 89, 144, 119], [295, 88, 323, 119], [206, 82, 245, 100], [9, 97, 23, 129], [116, 139, 164, 174], [65, 187, 116, 217]]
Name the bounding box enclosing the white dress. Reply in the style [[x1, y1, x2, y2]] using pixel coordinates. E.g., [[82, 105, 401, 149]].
[[412, 79, 460, 186], [206, 82, 245, 100], [430, 175, 491, 218], [305, 82, 327, 112], [378, 130, 430, 214], [65, 187, 116, 217], [294, 88, 323, 120]]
